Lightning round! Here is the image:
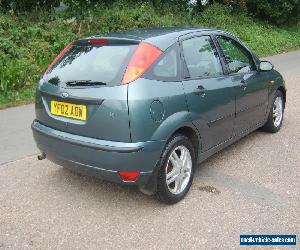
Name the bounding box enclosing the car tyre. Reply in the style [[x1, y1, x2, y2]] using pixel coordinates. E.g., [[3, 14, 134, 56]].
[[262, 90, 285, 133], [156, 134, 195, 204]]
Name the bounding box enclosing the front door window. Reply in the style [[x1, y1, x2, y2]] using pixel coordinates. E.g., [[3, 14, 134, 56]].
[[217, 36, 256, 74]]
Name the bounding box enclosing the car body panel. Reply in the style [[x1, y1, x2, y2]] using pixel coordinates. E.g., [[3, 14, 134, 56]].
[[232, 71, 269, 135], [264, 70, 286, 120], [182, 76, 235, 151], [127, 78, 188, 142]]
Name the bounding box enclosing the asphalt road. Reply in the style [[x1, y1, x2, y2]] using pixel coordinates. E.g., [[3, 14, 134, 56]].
[[0, 104, 36, 164], [0, 50, 299, 249]]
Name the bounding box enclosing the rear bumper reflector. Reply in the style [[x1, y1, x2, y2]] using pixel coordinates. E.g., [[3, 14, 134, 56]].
[[118, 171, 140, 182]]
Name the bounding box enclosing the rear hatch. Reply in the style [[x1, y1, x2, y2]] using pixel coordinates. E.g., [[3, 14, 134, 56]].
[[35, 38, 139, 142]]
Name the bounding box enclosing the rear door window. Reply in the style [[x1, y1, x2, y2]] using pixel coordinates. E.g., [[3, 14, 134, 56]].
[[44, 44, 137, 87], [182, 36, 223, 79]]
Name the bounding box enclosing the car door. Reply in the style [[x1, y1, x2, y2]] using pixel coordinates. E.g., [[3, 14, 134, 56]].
[[215, 35, 269, 135], [180, 35, 235, 152]]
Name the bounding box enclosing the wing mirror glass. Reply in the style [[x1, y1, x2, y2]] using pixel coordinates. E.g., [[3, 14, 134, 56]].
[[259, 61, 273, 71]]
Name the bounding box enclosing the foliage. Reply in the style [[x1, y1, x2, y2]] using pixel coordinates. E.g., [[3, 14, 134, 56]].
[[2, 0, 299, 25], [216, 0, 300, 25], [246, 0, 300, 25], [1, 0, 60, 12], [0, 2, 299, 108]]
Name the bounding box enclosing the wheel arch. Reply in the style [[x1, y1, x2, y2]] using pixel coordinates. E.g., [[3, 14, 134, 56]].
[[150, 111, 202, 159], [277, 86, 286, 104], [142, 112, 202, 195], [141, 124, 201, 196], [167, 125, 201, 161]]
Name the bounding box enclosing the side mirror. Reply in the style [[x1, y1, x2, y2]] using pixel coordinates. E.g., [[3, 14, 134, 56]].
[[259, 61, 273, 71]]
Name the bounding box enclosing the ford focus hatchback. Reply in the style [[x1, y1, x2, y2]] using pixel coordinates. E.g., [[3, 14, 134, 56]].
[[32, 27, 286, 204]]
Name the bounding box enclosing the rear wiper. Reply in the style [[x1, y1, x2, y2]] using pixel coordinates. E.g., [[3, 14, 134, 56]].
[[65, 80, 107, 87]]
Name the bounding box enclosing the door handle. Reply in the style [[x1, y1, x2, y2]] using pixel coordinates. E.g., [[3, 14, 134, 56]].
[[240, 80, 247, 90], [194, 85, 206, 96]]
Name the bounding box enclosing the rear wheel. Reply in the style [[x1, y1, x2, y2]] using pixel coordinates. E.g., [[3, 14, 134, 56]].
[[156, 134, 195, 204], [262, 90, 285, 133]]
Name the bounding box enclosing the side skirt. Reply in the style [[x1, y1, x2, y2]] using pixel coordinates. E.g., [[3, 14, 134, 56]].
[[197, 121, 265, 164]]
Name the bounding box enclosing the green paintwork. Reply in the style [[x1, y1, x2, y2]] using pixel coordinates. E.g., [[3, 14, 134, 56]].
[[36, 80, 131, 142], [32, 27, 286, 193]]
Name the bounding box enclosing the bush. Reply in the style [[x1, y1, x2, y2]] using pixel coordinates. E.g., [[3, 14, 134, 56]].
[[247, 0, 300, 25], [1, 0, 190, 13], [0, 12, 76, 95], [1, 0, 60, 12], [216, 0, 300, 25], [2, 0, 299, 25]]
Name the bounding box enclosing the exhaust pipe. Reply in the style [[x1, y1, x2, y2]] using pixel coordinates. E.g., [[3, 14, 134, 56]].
[[37, 152, 46, 160]]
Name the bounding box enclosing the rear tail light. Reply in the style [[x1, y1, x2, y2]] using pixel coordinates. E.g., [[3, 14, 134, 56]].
[[45, 43, 73, 74], [118, 171, 140, 182], [122, 42, 162, 84]]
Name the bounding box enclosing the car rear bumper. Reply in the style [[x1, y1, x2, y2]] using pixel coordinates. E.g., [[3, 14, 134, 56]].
[[31, 120, 165, 187]]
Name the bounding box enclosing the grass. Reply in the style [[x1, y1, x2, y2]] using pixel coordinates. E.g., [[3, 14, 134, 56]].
[[0, 85, 35, 109], [0, 2, 299, 109]]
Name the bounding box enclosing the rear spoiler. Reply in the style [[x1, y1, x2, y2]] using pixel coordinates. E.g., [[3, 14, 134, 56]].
[[74, 37, 141, 46]]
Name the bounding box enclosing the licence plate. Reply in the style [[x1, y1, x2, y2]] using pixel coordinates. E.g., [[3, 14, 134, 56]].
[[50, 101, 87, 121]]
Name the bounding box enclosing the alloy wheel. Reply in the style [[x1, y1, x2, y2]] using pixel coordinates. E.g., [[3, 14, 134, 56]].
[[273, 96, 283, 127], [165, 145, 192, 195]]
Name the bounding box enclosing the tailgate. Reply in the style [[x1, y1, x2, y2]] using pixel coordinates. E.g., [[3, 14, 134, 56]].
[[35, 83, 131, 142]]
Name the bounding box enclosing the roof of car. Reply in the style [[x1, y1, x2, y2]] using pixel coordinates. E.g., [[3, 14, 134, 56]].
[[89, 27, 224, 51]]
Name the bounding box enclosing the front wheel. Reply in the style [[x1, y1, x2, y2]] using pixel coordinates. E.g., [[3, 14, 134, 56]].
[[262, 90, 285, 133], [156, 134, 195, 204]]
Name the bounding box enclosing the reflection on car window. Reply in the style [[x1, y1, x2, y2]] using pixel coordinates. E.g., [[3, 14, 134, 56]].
[[153, 49, 177, 79], [217, 36, 255, 74], [182, 36, 223, 79], [45, 44, 137, 87], [145, 44, 179, 82]]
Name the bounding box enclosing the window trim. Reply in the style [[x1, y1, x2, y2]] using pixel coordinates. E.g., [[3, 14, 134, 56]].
[[179, 34, 226, 81], [213, 34, 258, 76]]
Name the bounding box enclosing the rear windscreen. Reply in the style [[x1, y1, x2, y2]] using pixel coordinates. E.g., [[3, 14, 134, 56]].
[[44, 44, 138, 87]]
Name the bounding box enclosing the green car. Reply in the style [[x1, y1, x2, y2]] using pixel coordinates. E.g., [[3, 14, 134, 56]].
[[32, 27, 286, 204]]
